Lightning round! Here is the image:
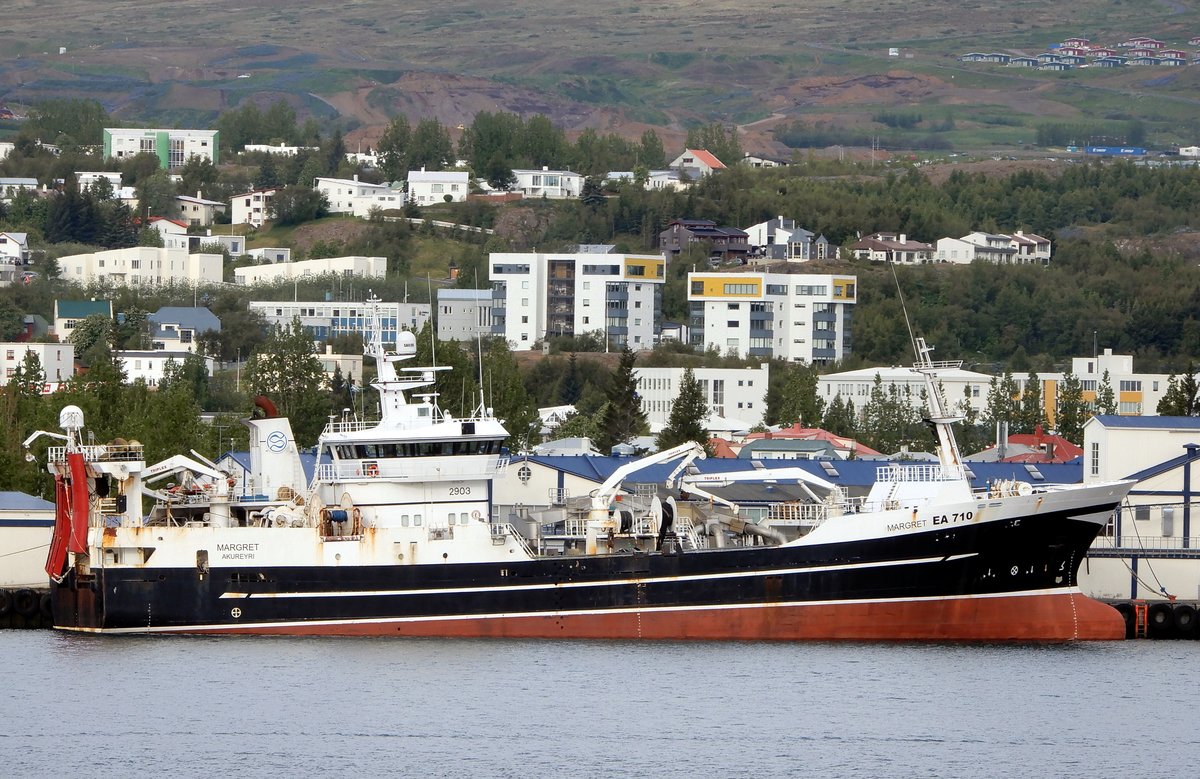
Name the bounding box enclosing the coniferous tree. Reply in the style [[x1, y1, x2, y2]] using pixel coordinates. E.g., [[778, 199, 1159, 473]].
[[593, 347, 649, 453], [1156, 366, 1199, 416], [481, 338, 539, 452], [559, 353, 583, 405], [775, 363, 825, 428], [1055, 372, 1087, 443], [245, 319, 328, 445], [655, 368, 710, 453], [823, 396, 857, 440], [1096, 370, 1118, 415], [1018, 371, 1046, 434]]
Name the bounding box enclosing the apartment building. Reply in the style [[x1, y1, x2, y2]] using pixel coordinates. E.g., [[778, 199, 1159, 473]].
[[56, 247, 224, 287], [249, 299, 431, 347], [103, 128, 219, 168], [634, 364, 770, 432], [489, 247, 665, 351], [687, 271, 856, 363], [436, 288, 494, 342], [234, 255, 386, 286], [0, 342, 74, 387]]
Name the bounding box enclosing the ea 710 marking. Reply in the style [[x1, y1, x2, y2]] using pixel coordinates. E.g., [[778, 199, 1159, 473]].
[[932, 511, 974, 526]]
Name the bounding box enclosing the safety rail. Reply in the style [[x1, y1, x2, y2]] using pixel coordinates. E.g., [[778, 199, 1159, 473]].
[[321, 413, 496, 435], [48, 444, 144, 463], [875, 463, 967, 483], [315, 457, 509, 482], [766, 501, 833, 527], [1094, 536, 1200, 551]]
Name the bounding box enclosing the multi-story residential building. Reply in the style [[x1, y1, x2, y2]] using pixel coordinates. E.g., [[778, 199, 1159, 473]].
[[849, 232, 935, 264], [174, 192, 227, 227], [147, 307, 221, 353], [687, 271, 856, 363], [659, 219, 750, 264], [935, 236, 1015, 264], [103, 128, 219, 168], [634, 364, 770, 432], [743, 217, 836, 261], [57, 247, 223, 287], [489, 246, 666, 351], [234, 255, 386, 286], [231, 188, 277, 228], [1, 342, 74, 387], [53, 299, 113, 343], [248, 299, 431, 347], [436, 288, 494, 342], [408, 170, 469, 205], [314, 175, 404, 217], [510, 168, 583, 199]]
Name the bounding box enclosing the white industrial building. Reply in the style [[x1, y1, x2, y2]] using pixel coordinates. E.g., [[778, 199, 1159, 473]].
[[57, 247, 224, 287], [634, 364, 770, 433], [103, 128, 219, 168], [687, 270, 856, 363], [314, 176, 404, 217], [249, 299, 431, 347], [234, 255, 386, 286], [489, 247, 665, 351], [436, 288, 494, 342]]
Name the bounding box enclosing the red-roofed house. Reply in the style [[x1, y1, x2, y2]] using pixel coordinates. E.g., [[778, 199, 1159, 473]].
[[849, 232, 935, 264], [148, 217, 190, 250], [970, 425, 1084, 464], [669, 149, 727, 179], [739, 424, 881, 460]]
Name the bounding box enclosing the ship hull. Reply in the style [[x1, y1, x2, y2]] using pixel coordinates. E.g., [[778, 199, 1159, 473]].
[[50, 503, 1125, 641]]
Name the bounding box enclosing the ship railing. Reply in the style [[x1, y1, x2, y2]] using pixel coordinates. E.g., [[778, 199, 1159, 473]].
[[321, 412, 497, 435], [1093, 535, 1200, 552], [316, 457, 510, 482], [875, 463, 967, 483], [491, 522, 536, 556], [766, 501, 833, 527], [48, 443, 144, 464]]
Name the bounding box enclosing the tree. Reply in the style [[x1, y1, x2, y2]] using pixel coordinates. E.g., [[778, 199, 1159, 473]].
[[27, 98, 109, 147], [639, 130, 666, 168], [1157, 365, 1199, 416], [409, 118, 454, 172], [377, 114, 412, 181], [775, 363, 825, 428], [270, 185, 328, 226], [1055, 372, 1087, 443], [580, 176, 606, 208], [684, 123, 742, 167], [823, 396, 857, 439], [69, 313, 116, 363], [245, 319, 329, 445], [593, 347, 649, 453], [1017, 371, 1046, 434], [559, 353, 583, 405], [481, 338, 539, 451], [137, 170, 178, 218], [178, 155, 218, 197], [984, 373, 1020, 433], [1096, 370, 1117, 415], [655, 368, 711, 452]]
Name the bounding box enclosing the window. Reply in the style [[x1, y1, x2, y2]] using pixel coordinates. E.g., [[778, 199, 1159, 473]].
[[1090, 442, 1100, 476], [691, 281, 704, 294], [1119, 380, 1142, 392], [723, 283, 756, 295]]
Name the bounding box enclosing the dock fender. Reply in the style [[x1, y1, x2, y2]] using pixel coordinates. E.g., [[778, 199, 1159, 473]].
[[1172, 603, 1196, 638], [0, 589, 10, 617], [1147, 602, 1176, 639], [39, 592, 53, 620], [13, 588, 38, 618]]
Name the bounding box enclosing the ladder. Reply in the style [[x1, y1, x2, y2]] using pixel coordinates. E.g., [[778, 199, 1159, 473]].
[[1133, 600, 1148, 639]]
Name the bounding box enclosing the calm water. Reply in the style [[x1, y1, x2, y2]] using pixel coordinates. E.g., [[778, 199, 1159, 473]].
[[0, 632, 1195, 778]]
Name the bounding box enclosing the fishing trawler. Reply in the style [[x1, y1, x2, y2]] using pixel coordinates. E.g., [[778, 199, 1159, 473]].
[[32, 298, 1133, 640]]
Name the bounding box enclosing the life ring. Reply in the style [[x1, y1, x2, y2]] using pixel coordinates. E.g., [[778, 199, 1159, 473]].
[[13, 588, 38, 618], [365, 463, 380, 477], [0, 589, 11, 617]]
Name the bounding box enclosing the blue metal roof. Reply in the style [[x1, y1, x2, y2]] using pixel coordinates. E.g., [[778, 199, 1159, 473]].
[[0, 491, 55, 511], [150, 306, 221, 334], [1093, 415, 1200, 430]]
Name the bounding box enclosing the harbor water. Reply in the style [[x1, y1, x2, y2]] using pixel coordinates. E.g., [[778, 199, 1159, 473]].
[[1, 632, 1195, 778]]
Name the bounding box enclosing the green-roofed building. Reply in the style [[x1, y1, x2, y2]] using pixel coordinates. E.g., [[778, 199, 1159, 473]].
[[53, 299, 113, 343]]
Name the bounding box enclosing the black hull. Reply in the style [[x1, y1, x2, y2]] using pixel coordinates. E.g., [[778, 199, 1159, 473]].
[[52, 503, 1125, 640]]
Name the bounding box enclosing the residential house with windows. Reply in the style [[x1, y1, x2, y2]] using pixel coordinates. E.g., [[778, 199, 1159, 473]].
[[117, 350, 215, 386], [686, 270, 856, 363], [314, 175, 404, 217], [436, 288, 494, 342], [248, 299, 430, 348], [658, 219, 751, 264], [174, 192, 227, 228], [489, 246, 666, 351], [231, 188, 277, 228], [234, 255, 387, 286], [634, 365, 770, 433], [103, 128, 219, 168], [57, 247, 224, 287], [740, 153, 789, 168], [743, 217, 835, 262], [0, 342, 74, 387], [147, 307, 221, 353], [935, 236, 1015, 264], [667, 149, 726, 179], [817, 364, 994, 416], [510, 168, 583, 199], [849, 233, 935, 264], [0, 177, 40, 204], [408, 170, 469, 205], [53, 299, 113, 343], [76, 172, 122, 191], [247, 247, 291, 263], [0, 231, 29, 287], [149, 217, 190, 250]]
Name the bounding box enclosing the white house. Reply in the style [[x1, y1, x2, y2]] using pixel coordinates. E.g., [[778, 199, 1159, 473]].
[[0, 491, 56, 588], [0, 177, 40, 203], [243, 143, 319, 156], [149, 217, 190, 250], [1, 342, 74, 386], [408, 170, 469, 205], [249, 299, 431, 347], [57, 247, 224, 287], [818, 364, 994, 415], [76, 171, 122, 192], [743, 217, 835, 262], [314, 175, 404, 217], [53, 299, 113, 343], [234, 255, 387, 286], [247, 247, 291, 263], [174, 192, 227, 227], [668, 149, 727, 178], [0, 232, 30, 283], [118, 350, 215, 386], [935, 236, 1015, 264], [511, 168, 583, 199], [231, 188, 277, 228], [634, 365, 770, 433], [103, 128, 219, 168], [687, 270, 856, 364], [147, 307, 221, 353]]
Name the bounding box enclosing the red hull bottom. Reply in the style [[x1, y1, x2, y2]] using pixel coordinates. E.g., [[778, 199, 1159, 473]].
[[171, 590, 1126, 641]]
